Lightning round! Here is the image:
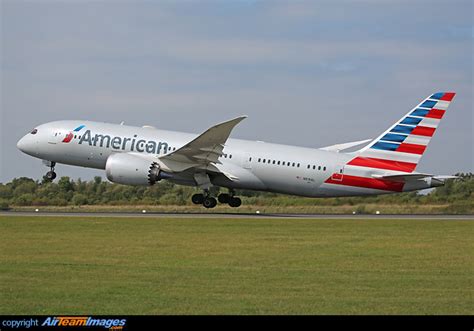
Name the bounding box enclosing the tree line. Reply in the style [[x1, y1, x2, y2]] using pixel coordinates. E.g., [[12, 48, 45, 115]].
[[0, 173, 472, 210]]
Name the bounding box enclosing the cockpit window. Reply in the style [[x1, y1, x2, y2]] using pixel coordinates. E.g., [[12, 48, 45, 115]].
[[30, 129, 38, 135]]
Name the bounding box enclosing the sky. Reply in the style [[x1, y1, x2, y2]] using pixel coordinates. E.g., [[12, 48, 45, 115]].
[[1, 0, 473, 183]]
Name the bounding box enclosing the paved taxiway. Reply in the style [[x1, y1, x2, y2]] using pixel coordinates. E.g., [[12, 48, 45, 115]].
[[0, 211, 472, 220]]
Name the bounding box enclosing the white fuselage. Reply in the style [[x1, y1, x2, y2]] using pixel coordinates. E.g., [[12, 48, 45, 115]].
[[17, 120, 432, 198]]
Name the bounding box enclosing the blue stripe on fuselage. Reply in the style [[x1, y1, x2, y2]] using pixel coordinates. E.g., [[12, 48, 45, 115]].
[[74, 125, 86, 132]]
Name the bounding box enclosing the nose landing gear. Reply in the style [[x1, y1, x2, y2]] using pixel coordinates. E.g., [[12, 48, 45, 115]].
[[43, 161, 57, 181]]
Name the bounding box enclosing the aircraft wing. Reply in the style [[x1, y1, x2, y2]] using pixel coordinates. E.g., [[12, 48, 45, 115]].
[[158, 116, 247, 172], [319, 139, 372, 152]]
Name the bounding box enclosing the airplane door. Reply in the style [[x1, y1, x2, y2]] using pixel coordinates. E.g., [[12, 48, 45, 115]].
[[331, 164, 344, 181], [243, 154, 252, 169]]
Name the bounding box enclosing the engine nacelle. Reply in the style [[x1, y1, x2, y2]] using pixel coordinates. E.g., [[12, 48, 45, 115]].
[[105, 153, 169, 186]]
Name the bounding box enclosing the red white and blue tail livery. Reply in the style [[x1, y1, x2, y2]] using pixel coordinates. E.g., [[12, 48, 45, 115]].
[[17, 92, 458, 208], [324, 92, 457, 194]]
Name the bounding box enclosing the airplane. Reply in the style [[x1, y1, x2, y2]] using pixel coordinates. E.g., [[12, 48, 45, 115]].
[[17, 92, 458, 208]]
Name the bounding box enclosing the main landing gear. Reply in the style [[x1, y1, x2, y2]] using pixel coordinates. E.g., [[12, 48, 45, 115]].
[[217, 192, 242, 208], [191, 190, 242, 208], [191, 193, 217, 208], [43, 161, 57, 181]]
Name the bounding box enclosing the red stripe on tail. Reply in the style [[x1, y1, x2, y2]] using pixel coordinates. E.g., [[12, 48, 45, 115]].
[[396, 143, 426, 155], [325, 174, 404, 192], [347, 157, 417, 172], [411, 126, 436, 137], [440, 92, 455, 101], [426, 108, 445, 119]]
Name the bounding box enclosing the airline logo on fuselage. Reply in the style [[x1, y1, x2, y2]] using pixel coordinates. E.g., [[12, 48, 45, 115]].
[[78, 129, 169, 154], [62, 125, 86, 143]]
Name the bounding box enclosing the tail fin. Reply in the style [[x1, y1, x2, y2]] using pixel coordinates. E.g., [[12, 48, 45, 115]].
[[351, 92, 456, 173]]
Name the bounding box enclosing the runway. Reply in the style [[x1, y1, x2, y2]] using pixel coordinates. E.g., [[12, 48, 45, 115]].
[[0, 211, 472, 220]]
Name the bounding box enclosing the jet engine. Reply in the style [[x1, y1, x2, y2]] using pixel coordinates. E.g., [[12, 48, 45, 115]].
[[105, 153, 170, 185]]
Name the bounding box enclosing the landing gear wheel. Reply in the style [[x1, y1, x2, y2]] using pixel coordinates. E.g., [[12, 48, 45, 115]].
[[203, 197, 217, 209], [218, 193, 231, 204], [45, 171, 57, 181], [228, 197, 242, 208], [192, 193, 204, 205]]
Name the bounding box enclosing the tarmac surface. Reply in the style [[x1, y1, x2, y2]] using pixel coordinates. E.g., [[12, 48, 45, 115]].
[[0, 211, 472, 220]]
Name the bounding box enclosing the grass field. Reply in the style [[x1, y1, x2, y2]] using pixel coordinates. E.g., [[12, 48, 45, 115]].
[[11, 202, 472, 214], [0, 216, 473, 315]]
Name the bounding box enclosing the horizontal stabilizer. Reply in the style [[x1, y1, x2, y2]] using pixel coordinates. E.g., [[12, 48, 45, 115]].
[[432, 175, 461, 183], [372, 173, 460, 183], [372, 172, 433, 182], [319, 139, 372, 152]]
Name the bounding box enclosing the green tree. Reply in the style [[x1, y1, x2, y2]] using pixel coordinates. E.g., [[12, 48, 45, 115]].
[[0, 199, 9, 210], [14, 193, 34, 206], [12, 179, 37, 196], [72, 194, 88, 206], [0, 184, 13, 199], [58, 177, 74, 192]]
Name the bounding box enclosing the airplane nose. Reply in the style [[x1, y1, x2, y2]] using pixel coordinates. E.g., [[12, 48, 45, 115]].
[[17, 136, 27, 152]]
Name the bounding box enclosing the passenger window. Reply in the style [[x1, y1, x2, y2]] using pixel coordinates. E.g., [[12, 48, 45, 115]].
[[258, 158, 261, 162], [292, 162, 295, 167], [229, 155, 232, 159], [297, 163, 300, 168], [313, 165, 316, 170], [272, 160, 276, 165], [249, 157, 252, 161], [318, 166, 321, 170], [307, 165, 310, 169], [277, 161, 280, 165], [263, 159, 266, 163], [323, 166, 326, 171]]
